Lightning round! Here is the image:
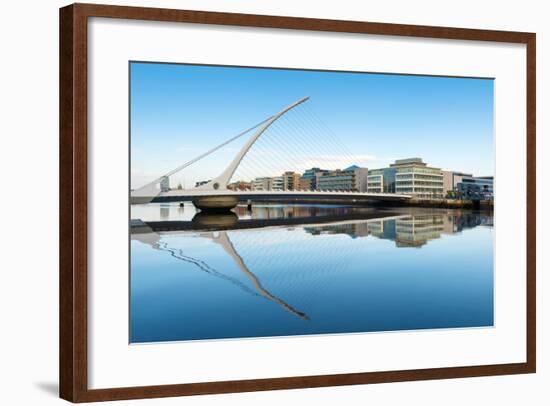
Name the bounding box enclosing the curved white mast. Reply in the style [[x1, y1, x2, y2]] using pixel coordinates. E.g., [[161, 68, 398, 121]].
[[196, 96, 309, 191]]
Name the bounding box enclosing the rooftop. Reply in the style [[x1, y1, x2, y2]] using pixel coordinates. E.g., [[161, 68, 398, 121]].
[[391, 158, 426, 167]]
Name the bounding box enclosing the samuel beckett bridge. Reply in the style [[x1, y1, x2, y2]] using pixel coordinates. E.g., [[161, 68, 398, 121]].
[[131, 96, 411, 211]]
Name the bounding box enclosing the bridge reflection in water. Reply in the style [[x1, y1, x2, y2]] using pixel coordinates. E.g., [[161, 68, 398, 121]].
[[130, 203, 494, 343]]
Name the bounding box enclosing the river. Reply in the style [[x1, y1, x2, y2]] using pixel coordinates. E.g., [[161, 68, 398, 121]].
[[130, 202, 494, 343]]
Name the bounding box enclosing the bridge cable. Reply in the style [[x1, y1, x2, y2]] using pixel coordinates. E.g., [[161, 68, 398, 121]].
[[134, 115, 274, 191]]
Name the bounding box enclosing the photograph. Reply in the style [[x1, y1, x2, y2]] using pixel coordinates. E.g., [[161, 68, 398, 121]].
[[129, 62, 495, 343], [49, 1, 540, 402]]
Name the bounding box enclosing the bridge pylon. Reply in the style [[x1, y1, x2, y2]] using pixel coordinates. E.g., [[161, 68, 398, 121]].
[[193, 96, 309, 211]]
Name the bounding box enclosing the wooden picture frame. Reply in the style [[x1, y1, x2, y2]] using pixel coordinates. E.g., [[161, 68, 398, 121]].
[[60, 3, 536, 402]]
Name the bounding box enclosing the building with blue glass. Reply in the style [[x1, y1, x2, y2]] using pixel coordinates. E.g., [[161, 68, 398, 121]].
[[299, 167, 328, 190], [457, 176, 494, 200]]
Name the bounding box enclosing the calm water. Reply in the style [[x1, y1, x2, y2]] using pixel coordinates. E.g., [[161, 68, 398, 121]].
[[130, 203, 494, 343]]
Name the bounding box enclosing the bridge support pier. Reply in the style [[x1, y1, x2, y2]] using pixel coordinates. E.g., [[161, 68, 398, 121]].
[[192, 195, 239, 212]]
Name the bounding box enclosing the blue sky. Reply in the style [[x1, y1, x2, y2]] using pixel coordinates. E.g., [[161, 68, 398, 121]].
[[130, 62, 494, 189]]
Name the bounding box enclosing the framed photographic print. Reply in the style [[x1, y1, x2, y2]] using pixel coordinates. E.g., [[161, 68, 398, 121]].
[[59, 3, 536, 402]]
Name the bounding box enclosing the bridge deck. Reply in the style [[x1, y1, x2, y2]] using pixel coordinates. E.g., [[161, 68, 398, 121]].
[[158, 189, 411, 200]]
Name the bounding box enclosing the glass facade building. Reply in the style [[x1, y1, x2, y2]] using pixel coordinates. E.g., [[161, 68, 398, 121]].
[[457, 176, 494, 200], [299, 167, 328, 190], [366, 168, 396, 193], [442, 172, 493, 200]]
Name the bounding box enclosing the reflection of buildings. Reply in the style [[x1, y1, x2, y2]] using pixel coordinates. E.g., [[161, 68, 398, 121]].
[[317, 165, 369, 192], [453, 210, 493, 230], [366, 216, 445, 247], [305, 211, 491, 248], [393, 215, 446, 247], [132, 207, 492, 328], [305, 222, 371, 238], [233, 204, 358, 220], [159, 205, 170, 219], [157, 203, 186, 220]]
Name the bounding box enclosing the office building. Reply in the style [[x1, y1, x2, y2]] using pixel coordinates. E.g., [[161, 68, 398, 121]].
[[457, 176, 494, 200], [299, 167, 328, 190], [366, 158, 444, 198], [317, 165, 369, 192], [442, 171, 494, 200], [442, 171, 472, 197], [366, 168, 396, 193], [282, 171, 301, 191], [271, 176, 284, 191], [391, 158, 444, 198], [252, 177, 272, 191], [251, 175, 287, 191]]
